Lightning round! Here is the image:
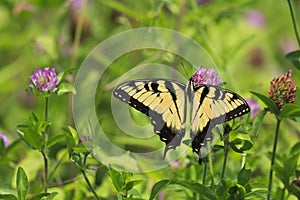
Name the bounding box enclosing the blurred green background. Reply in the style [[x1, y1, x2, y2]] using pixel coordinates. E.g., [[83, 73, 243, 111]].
[[0, 0, 300, 199]]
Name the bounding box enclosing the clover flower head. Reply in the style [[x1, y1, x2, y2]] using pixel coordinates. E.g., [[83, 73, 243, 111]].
[[245, 10, 265, 28], [246, 99, 260, 118], [29, 67, 59, 93], [67, 0, 83, 11], [0, 133, 9, 147], [191, 66, 222, 86], [268, 69, 296, 110], [197, 0, 212, 6]]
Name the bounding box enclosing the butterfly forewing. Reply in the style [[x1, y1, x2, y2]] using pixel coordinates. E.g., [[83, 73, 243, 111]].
[[113, 79, 187, 157]]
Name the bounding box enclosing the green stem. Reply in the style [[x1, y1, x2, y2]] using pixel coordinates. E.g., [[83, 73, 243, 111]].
[[207, 139, 214, 186], [221, 133, 229, 180], [280, 186, 286, 200], [42, 97, 49, 193], [202, 162, 207, 185], [287, 0, 300, 47], [48, 150, 68, 180], [41, 150, 48, 193], [45, 97, 48, 121], [82, 155, 101, 200], [267, 119, 281, 200]]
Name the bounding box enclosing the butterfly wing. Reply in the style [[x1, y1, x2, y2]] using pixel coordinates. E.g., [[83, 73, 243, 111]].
[[113, 79, 187, 157], [187, 80, 250, 163]]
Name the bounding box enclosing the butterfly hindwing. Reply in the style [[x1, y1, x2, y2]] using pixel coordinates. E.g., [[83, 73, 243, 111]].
[[187, 81, 250, 163], [113, 79, 187, 157]]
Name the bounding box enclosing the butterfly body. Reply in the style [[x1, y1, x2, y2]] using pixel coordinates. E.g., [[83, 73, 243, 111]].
[[113, 78, 250, 163]]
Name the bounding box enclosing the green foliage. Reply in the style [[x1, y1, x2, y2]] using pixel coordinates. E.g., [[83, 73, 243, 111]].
[[16, 167, 28, 200], [0, 0, 300, 199], [286, 50, 300, 70], [17, 113, 51, 150], [250, 92, 280, 117], [107, 168, 144, 199]]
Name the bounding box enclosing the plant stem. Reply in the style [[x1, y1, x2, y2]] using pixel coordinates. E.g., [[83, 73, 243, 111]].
[[45, 97, 48, 121], [267, 119, 281, 200], [207, 138, 214, 186], [41, 150, 48, 193], [221, 133, 229, 180], [42, 97, 49, 193], [48, 150, 68, 180], [82, 155, 101, 200], [202, 163, 207, 185], [280, 186, 286, 200], [287, 0, 300, 47]]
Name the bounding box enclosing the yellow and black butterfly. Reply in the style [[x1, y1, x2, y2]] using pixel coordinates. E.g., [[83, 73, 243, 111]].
[[113, 77, 250, 163]]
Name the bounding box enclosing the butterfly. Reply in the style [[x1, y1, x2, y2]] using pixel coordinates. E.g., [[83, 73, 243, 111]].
[[113, 77, 250, 163]]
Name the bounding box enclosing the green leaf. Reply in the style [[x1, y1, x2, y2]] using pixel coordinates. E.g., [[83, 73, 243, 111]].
[[228, 183, 246, 198], [16, 167, 28, 200], [17, 130, 36, 150], [22, 128, 43, 150], [57, 82, 76, 95], [30, 112, 39, 123], [68, 126, 79, 144], [63, 133, 75, 157], [0, 194, 17, 200], [125, 180, 145, 191], [149, 180, 170, 200], [280, 104, 300, 118], [290, 142, 300, 155], [286, 154, 299, 176], [244, 189, 268, 199], [251, 109, 267, 140], [230, 137, 253, 153], [46, 134, 64, 148], [108, 169, 126, 192], [45, 192, 58, 200], [174, 180, 217, 200], [286, 50, 300, 70], [250, 92, 279, 116], [73, 143, 90, 153], [31, 192, 58, 200], [238, 164, 251, 186], [216, 180, 230, 199], [57, 67, 77, 82], [273, 164, 288, 186], [30, 193, 49, 200]]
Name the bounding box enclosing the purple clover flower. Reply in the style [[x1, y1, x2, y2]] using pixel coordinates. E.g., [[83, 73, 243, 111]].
[[246, 99, 260, 118], [67, 0, 83, 11], [191, 66, 222, 86], [29, 67, 59, 93], [245, 10, 266, 28], [280, 37, 298, 54], [197, 0, 212, 6], [0, 133, 9, 147]]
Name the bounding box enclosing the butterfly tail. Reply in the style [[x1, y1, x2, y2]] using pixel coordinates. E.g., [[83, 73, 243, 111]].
[[162, 130, 185, 159]]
